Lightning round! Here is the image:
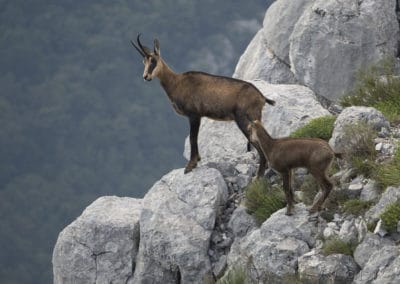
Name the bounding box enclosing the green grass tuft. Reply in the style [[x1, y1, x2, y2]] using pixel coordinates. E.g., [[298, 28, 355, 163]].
[[380, 201, 400, 233], [290, 115, 336, 141], [374, 144, 400, 189], [244, 179, 286, 225], [341, 122, 377, 177], [342, 199, 374, 216], [340, 57, 400, 123], [322, 237, 355, 256], [216, 266, 248, 284], [340, 58, 400, 122]]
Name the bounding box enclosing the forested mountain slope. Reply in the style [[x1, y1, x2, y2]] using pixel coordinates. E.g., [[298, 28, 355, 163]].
[[0, 1, 269, 282]]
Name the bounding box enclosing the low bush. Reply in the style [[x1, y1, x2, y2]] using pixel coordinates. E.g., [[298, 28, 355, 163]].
[[290, 115, 336, 141], [244, 179, 286, 225], [380, 201, 400, 233], [374, 144, 400, 189], [341, 122, 377, 177], [299, 175, 319, 206], [342, 199, 374, 216], [322, 237, 355, 256], [216, 266, 247, 284]]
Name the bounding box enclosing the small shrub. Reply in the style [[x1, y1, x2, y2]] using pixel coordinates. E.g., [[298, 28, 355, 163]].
[[374, 144, 400, 189], [380, 201, 400, 233], [341, 122, 377, 176], [342, 199, 374, 216], [322, 237, 354, 256], [290, 115, 336, 141], [244, 179, 286, 225], [217, 266, 248, 284], [340, 57, 400, 122]]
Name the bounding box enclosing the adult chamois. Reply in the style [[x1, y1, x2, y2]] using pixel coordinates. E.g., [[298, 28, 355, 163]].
[[131, 34, 275, 176], [247, 120, 341, 215]]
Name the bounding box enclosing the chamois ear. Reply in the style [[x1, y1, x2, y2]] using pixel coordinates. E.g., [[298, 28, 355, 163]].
[[154, 39, 160, 56]]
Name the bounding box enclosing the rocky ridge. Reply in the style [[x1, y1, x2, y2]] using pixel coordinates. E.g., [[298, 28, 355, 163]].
[[53, 0, 400, 283]]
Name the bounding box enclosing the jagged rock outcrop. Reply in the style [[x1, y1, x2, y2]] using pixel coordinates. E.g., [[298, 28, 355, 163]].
[[52, 196, 142, 284], [133, 168, 228, 283], [329, 106, 390, 153], [234, 0, 400, 102], [298, 250, 359, 283], [227, 204, 320, 282]]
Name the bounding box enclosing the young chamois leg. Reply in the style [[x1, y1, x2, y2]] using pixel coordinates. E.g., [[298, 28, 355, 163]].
[[309, 165, 333, 213], [185, 116, 201, 173], [235, 113, 266, 178], [282, 170, 295, 215]]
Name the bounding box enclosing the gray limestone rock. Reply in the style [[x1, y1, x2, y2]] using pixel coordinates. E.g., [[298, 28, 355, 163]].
[[226, 204, 319, 281], [298, 250, 359, 283], [263, 0, 315, 65], [233, 30, 297, 83], [353, 232, 396, 268], [290, 0, 399, 101], [227, 206, 257, 238], [52, 196, 143, 284], [366, 186, 400, 222], [329, 106, 390, 153], [132, 167, 228, 283], [354, 246, 399, 283]]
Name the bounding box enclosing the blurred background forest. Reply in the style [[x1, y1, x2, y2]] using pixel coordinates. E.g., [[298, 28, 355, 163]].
[[0, 0, 271, 282]]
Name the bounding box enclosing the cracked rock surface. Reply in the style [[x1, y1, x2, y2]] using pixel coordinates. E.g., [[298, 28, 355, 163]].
[[52, 196, 142, 284]]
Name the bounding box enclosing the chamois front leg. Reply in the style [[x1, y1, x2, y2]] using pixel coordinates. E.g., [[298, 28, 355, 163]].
[[282, 171, 295, 216], [184, 116, 201, 174]]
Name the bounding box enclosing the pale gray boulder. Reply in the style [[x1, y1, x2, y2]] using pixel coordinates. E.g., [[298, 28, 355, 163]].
[[52, 196, 143, 284], [233, 30, 297, 83], [226, 204, 319, 282], [290, 0, 399, 101], [365, 186, 400, 222], [132, 167, 228, 283], [298, 250, 359, 283], [262, 0, 315, 65], [353, 232, 396, 268], [227, 206, 257, 238], [329, 106, 390, 153], [354, 246, 399, 283]]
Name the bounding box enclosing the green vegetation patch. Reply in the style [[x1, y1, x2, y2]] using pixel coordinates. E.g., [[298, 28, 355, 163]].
[[342, 199, 374, 216], [374, 144, 400, 189], [340, 57, 400, 123], [380, 201, 400, 233], [244, 179, 286, 225], [322, 237, 355, 256], [342, 122, 377, 177], [290, 115, 336, 141], [216, 267, 248, 284]]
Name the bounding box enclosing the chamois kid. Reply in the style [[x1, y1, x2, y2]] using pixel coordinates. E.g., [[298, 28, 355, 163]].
[[131, 34, 275, 176], [248, 120, 341, 215]]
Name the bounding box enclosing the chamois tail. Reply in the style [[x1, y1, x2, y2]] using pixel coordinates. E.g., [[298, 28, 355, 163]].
[[265, 97, 275, 106]]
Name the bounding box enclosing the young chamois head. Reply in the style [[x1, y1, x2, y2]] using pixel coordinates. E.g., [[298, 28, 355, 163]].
[[131, 34, 161, 81]]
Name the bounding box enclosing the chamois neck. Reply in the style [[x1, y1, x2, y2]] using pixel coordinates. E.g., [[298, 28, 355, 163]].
[[157, 59, 178, 89], [256, 125, 275, 158]]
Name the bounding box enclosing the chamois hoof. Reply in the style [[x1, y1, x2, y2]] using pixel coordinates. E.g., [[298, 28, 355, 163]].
[[184, 167, 192, 174], [285, 211, 293, 216]]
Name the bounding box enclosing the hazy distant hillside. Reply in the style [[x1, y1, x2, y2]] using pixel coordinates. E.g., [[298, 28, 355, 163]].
[[0, 0, 271, 282]]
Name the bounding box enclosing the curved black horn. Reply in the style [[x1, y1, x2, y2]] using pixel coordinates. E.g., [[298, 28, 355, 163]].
[[131, 40, 145, 57], [136, 33, 150, 56]]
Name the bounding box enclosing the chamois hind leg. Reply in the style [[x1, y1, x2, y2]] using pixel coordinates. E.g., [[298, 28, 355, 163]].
[[234, 114, 266, 178], [282, 171, 295, 215], [184, 116, 201, 174], [309, 170, 333, 213]]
